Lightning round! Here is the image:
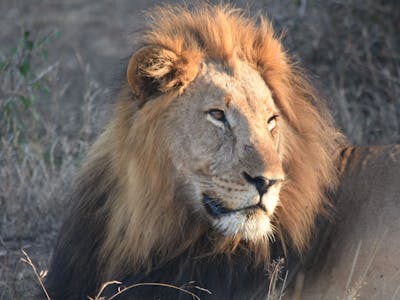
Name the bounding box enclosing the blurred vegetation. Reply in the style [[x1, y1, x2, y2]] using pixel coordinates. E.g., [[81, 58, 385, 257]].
[[0, 30, 59, 148], [0, 27, 105, 299]]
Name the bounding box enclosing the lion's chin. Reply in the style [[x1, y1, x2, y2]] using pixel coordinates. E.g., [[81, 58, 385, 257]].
[[201, 193, 278, 240], [214, 211, 273, 241]]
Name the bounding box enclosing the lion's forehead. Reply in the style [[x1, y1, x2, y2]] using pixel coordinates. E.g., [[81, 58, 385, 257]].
[[197, 61, 276, 114]]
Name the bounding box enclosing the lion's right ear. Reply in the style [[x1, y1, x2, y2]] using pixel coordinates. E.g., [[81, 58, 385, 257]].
[[127, 46, 201, 98]]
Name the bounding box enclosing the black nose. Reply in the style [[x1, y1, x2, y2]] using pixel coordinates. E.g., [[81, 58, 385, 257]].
[[242, 172, 276, 196]]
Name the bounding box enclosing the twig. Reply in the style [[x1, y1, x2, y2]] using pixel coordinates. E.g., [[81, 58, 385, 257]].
[[278, 271, 288, 300], [91, 280, 210, 300], [343, 240, 362, 298], [88, 280, 122, 300], [28, 62, 59, 85], [267, 258, 285, 300], [20, 249, 50, 300]]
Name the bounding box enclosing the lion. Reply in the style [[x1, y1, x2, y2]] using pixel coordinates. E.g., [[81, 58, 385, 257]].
[[294, 145, 400, 299], [43, 5, 400, 300]]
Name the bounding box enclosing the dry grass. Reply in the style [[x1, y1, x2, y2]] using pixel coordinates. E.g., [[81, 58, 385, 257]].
[[21, 249, 211, 300], [277, 0, 400, 144], [0, 29, 108, 298], [0, 0, 399, 299]]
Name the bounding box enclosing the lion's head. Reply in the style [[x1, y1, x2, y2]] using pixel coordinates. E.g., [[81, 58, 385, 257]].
[[96, 5, 344, 276], [45, 5, 345, 299]]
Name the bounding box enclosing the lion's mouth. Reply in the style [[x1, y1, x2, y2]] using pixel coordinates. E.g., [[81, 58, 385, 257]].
[[202, 194, 266, 218]]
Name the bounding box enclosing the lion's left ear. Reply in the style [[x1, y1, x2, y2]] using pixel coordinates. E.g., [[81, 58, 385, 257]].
[[127, 46, 201, 98]]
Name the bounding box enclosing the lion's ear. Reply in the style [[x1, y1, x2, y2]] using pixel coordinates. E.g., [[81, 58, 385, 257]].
[[127, 46, 200, 98]]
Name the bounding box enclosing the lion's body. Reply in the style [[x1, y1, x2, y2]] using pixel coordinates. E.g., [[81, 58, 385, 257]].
[[294, 145, 400, 299], [43, 5, 400, 300]]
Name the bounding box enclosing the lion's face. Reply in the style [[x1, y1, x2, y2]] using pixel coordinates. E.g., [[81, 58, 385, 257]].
[[164, 60, 285, 241]]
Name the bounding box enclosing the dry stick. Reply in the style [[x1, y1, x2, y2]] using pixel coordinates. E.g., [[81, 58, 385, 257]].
[[90, 281, 211, 300], [391, 285, 400, 300], [278, 271, 289, 300], [343, 240, 362, 299], [364, 229, 390, 300], [28, 62, 60, 85], [360, 229, 387, 282], [20, 249, 51, 300], [267, 259, 284, 300], [89, 280, 122, 300]]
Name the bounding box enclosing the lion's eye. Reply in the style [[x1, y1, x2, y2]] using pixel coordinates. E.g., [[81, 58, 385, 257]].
[[267, 115, 278, 132], [208, 109, 226, 122]]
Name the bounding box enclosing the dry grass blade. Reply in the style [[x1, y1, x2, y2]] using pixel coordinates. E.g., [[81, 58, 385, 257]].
[[267, 258, 286, 300], [87, 280, 122, 300], [91, 280, 211, 300], [20, 249, 50, 300], [278, 271, 288, 300], [343, 240, 362, 298], [391, 285, 400, 300]]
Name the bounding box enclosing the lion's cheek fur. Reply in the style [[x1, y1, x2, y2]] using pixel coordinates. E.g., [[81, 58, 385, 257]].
[[98, 124, 200, 280]]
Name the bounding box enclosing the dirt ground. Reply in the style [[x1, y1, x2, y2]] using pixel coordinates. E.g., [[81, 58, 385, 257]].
[[0, 0, 399, 299]]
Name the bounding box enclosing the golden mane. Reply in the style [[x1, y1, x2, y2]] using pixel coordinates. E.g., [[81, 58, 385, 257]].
[[91, 4, 345, 279], [44, 6, 346, 298]]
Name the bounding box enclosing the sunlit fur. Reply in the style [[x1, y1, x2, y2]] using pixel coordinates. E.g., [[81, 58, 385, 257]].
[[96, 4, 344, 278], [45, 4, 345, 298]]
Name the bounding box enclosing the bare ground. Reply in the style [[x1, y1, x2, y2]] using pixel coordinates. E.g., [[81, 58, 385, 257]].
[[0, 0, 399, 299]]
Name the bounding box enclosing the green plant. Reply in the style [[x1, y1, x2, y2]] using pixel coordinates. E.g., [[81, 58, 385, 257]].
[[0, 29, 59, 146]]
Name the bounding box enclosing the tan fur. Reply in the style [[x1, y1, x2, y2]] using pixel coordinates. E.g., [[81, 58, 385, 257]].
[[77, 5, 345, 281], [127, 46, 202, 98], [291, 145, 400, 299]]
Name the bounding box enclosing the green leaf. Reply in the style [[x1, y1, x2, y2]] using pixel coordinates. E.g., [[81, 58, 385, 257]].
[[24, 31, 30, 39], [23, 31, 34, 51], [42, 85, 50, 95], [18, 95, 32, 109], [25, 40, 34, 51], [54, 30, 61, 39], [4, 102, 12, 115], [40, 48, 48, 60], [0, 60, 7, 71], [18, 59, 30, 77], [10, 47, 17, 56]]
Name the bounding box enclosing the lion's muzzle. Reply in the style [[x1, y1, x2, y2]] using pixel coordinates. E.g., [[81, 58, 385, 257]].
[[202, 193, 268, 218]]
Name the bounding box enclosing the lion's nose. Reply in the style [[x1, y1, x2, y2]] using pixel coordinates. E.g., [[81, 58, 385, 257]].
[[242, 172, 277, 197]]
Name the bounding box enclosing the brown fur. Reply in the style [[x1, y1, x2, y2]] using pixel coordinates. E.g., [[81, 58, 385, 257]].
[[294, 145, 400, 299], [97, 4, 344, 279], [45, 5, 346, 299]]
